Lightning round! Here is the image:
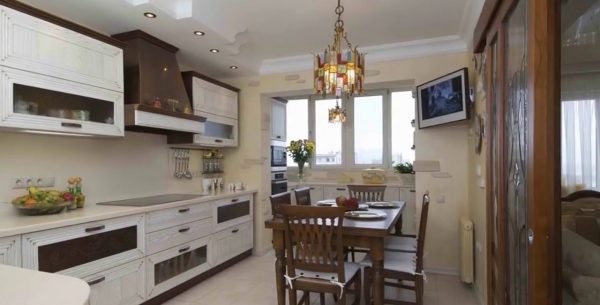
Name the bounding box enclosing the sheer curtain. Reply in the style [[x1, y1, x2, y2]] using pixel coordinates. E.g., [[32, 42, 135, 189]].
[[561, 74, 600, 194]]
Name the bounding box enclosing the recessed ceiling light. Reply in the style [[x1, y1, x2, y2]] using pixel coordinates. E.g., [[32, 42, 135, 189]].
[[143, 12, 157, 18], [229, 66, 239, 70], [209, 49, 220, 53], [194, 31, 205, 36]]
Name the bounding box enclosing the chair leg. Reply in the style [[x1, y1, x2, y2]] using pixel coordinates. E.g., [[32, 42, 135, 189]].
[[303, 291, 310, 305], [353, 269, 362, 305], [416, 276, 424, 305], [289, 288, 298, 305], [320, 293, 326, 305], [351, 247, 356, 262], [336, 293, 346, 305], [364, 267, 372, 305]]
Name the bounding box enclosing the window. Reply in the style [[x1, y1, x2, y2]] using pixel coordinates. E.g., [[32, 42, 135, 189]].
[[285, 99, 309, 167], [391, 91, 416, 164], [315, 99, 342, 165], [354, 95, 383, 164]]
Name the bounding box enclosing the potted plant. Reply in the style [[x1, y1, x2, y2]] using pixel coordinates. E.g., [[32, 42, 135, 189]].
[[394, 161, 415, 186], [286, 139, 315, 182]]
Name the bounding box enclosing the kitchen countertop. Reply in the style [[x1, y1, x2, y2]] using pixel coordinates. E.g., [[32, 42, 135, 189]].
[[288, 181, 414, 188], [0, 264, 90, 305], [0, 189, 256, 238]]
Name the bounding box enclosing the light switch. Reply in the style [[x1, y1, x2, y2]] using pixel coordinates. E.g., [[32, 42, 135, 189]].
[[436, 195, 445, 204]]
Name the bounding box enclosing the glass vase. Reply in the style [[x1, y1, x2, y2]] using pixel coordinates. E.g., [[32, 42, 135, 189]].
[[297, 162, 305, 183]]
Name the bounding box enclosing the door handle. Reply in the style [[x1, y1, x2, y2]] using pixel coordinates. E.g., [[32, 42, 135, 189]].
[[214, 139, 223, 143], [231, 198, 239, 203], [336, 188, 346, 191], [179, 246, 191, 253], [61, 122, 82, 128], [85, 225, 106, 233], [87, 276, 106, 286], [178, 208, 190, 213], [232, 228, 240, 233], [179, 227, 190, 233]]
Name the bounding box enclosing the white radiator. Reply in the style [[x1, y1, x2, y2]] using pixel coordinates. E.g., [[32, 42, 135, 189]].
[[460, 217, 474, 283]]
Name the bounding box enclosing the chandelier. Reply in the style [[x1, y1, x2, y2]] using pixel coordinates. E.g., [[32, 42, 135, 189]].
[[314, 0, 365, 123]]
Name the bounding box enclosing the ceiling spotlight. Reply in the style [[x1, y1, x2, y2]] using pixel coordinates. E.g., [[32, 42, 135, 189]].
[[229, 66, 239, 70], [194, 31, 205, 36], [209, 49, 220, 53], [143, 12, 157, 18]]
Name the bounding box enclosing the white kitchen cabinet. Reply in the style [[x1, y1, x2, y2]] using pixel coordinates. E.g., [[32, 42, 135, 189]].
[[211, 221, 253, 266], [191, 111, 238, 147], [0, 4, 124, 92], [399, 188, 417, 235], [146, 218, 213, 255], [271, 99, 286, 141], [324, 185, 349, 200], [190, 76, 238, 119], [85, 259, 146, 305], [0, 235, 20, 266], [21, 215, 145, 278], [289, 185, 325, 203], [146, 202, 211, 233], [0, 66, 124, 137], [213, 195, 253, 232]]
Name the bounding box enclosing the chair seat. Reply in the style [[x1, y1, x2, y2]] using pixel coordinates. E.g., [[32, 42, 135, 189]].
[[295, 262, 362, 283], [385, 236, 417, 252], [360, 252, 417, 275]]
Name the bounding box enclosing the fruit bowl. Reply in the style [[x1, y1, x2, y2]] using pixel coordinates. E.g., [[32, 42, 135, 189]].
[[13, 202, 68, 215], [11, 189, 68, 216]]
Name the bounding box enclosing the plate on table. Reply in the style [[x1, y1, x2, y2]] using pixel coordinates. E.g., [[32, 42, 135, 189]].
[[316, 199, 336, 206], [344, 210, 386, 220], [366, 202, 399, 209]]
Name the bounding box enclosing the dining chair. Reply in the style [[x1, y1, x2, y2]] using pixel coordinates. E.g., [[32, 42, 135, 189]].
[[281, 205, 362, 305], [346, 184, 387, 262], [384, 191, 431, 253], [347, 184, 386, 202], [270, 192, 292, 218], [294, 187, 312, 206], [362, 192, 430, 305]]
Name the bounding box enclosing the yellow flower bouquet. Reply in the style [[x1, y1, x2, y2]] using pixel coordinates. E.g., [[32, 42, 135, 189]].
[[286, 139, 315, 181]]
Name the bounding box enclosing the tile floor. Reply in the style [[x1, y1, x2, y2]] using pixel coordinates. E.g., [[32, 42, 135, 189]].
[[164, 251, 479, 305]]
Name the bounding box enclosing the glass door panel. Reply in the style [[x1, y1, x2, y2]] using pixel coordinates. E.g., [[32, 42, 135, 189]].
[[204, 120, 234, 140], [154, 245, 207, 285]]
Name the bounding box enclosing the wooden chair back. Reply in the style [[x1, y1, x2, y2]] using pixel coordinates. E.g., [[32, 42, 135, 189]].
[[280, 205, 346, 282], [347, 184, 386, 202], [294, 187, 312, 206], [415, 192, 430, 272], [562, 190, 600, 202], [270, 192, 292, 218]]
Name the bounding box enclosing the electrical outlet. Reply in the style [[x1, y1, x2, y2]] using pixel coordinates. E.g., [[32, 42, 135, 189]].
[[34, 177, 55, 188], [12, 177, 55, 189], [436, 195, 446, 204], [12, 177, 29, 189]]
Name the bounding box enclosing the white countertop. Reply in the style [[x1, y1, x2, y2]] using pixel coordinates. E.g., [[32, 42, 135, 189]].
[[0, 264, 90, 305], [288, 181, 414, 188], [0, 189, 256, 238]]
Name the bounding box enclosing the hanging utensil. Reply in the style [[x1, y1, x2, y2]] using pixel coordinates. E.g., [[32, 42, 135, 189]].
[[184, 149, 193, 179]]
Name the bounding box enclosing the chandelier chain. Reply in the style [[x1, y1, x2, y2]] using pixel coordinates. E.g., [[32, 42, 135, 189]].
[[335, 0, 344, 29]]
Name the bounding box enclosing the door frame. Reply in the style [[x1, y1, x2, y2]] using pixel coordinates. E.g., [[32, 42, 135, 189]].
[[474, 0, 561, 304]]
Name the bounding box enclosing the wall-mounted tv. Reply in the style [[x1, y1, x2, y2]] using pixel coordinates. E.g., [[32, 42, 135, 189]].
[[417, 68, 470, 129]]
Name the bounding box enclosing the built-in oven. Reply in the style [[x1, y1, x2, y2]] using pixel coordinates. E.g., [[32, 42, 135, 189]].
[[271, 171, 288, 195], [271, 141, 287, 171]]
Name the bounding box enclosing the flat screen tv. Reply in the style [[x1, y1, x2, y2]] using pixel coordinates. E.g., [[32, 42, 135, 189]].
[[416, 68, 470, 129]]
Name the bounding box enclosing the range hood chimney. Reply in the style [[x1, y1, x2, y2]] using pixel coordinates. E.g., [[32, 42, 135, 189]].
[[112, 30, 205, 134]]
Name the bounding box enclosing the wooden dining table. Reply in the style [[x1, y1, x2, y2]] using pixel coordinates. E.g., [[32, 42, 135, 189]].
[[264, 201, 406, 305]]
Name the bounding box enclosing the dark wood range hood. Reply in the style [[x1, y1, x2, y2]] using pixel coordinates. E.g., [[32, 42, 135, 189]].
[[112, 30, 205, 135]]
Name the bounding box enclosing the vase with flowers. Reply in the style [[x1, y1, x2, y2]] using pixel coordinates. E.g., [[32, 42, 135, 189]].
[[67, 177, 86, 208], [286, 139, 315, 182]]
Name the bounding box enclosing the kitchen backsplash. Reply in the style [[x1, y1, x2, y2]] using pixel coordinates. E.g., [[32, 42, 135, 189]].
[[0, 132, 207, 204]]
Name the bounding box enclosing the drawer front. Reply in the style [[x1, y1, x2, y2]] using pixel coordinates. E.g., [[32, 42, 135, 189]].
[[213, 195, 253, 232], [211, 221, 253, 266], [146, 203, 211, 233], [146, 218, 213, 255], [0, 235, 20, 267], [146, 236, 212, 298], [0, 5, 124, 92], [22, 214, 145, 278], [86, 259, 145, 305]]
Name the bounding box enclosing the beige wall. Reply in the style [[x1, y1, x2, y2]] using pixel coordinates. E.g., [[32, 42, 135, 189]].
[[223, 52, 477, 274], [0, 131, 207, 203]]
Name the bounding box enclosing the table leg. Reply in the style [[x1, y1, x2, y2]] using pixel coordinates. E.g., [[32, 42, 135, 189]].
[[371, 238, 385, 305], [273, 231, 286, 305], [394, 216, 403, 236]]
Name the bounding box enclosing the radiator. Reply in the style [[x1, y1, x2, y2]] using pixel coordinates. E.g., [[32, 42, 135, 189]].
[[460, 217, 474, 283]]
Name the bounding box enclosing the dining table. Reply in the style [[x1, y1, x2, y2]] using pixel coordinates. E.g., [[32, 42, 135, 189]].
[[264, 200, 406, 305]]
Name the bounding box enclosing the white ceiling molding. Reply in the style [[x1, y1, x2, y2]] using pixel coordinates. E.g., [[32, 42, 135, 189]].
[[259, 35, 468, 75]]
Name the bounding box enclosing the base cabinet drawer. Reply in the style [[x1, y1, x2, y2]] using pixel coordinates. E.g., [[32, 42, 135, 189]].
[[211, 221, 253, 266], [86, 259, 146, 305], [146, 218, 213, 255], [0, 235, 20, 266], [146, 203, 211, 233], [146, 236, 212, 299], [213, 195, 253, 232]]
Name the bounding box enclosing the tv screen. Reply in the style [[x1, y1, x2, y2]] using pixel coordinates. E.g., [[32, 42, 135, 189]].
[[417, 68, 470, 128]]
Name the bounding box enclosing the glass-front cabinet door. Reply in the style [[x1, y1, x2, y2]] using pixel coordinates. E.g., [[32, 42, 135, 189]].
[[0, 67, 124, 136]]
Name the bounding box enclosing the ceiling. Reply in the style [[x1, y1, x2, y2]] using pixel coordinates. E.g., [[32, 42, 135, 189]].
[[20, 0, 482, 79]]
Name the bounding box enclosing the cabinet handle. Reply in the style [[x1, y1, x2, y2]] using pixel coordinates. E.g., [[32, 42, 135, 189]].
[[87, 276, 106, 286], [232, 228, 240, 233], [231, 198, 239, 203], [310, 187, 315, 190], [61, 122, 82, 128], [410, 190, 416, 193], [179, 246, 191, 253], [214, 139, 223, 143], [179, 227, 190, 233], [276, 136, 281, 139], [85, 225, 105, 233], [336, 188, 346, 191], [178, 208, 190, 213]]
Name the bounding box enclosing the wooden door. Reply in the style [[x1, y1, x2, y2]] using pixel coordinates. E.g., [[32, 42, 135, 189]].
[[474, 0, 560, 304]]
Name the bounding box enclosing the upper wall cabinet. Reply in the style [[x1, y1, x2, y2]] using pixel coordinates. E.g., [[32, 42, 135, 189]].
[[0, 4, 125, 137], [271, 99, 286, 141]]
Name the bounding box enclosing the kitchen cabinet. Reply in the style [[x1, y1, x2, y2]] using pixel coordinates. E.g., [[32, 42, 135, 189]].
[[190, 111, 238, 147], [0, 235, 20, 267], [146, 218, 213, 255], [213, 195, 253, 232], [146, 236, 212, 299], [21, 215, 145, 278], [85, 259, 145, 305], [146, 202, 211, 233], [211, 221, 253, 266], [324, 185, 349, 200], [271, 99, 286, 141], [186, 75, 238, 119], [399, 188, 417, 235]]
